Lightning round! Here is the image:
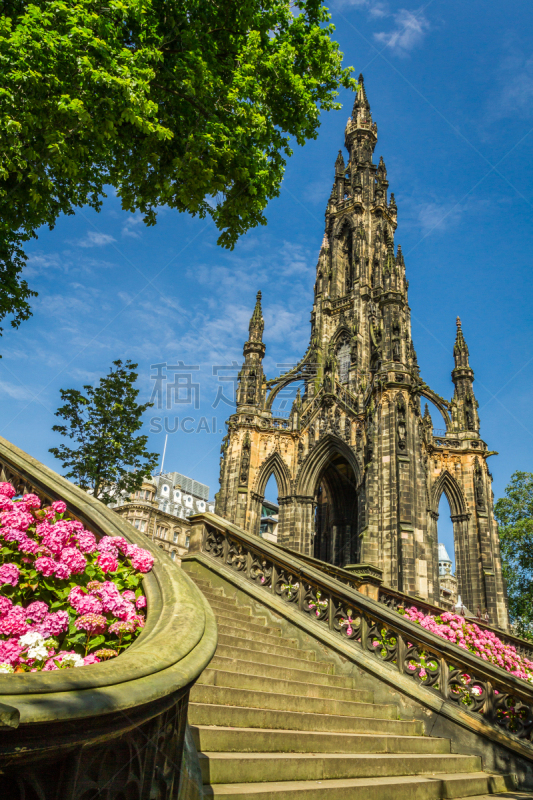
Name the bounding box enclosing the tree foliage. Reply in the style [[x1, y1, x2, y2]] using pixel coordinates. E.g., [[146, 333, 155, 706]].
[[495, 471, 533, 639], [0, 0, 356, 332], [49, 359, 159, 504]]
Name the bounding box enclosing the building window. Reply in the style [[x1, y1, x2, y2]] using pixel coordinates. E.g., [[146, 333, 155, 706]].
[[173, 531, 178, 543], [156, 526, 169, 540], [133, 518, 147, 532], [171, 550, 176, 561], [185, 535, 190, 548]]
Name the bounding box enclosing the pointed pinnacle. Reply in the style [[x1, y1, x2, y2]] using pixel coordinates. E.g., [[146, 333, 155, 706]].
[[252, 291, 263, 321]]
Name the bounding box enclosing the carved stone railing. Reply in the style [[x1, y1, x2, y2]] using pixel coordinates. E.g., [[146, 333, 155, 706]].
[[188, 512, 533, 760], [0, 436, 217, 800]]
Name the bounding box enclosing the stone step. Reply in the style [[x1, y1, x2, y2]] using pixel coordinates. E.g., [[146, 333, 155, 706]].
[[216, 623, 287, 645], [199, 752, 481, 786], [202, 773, 511, 799], [191, 726, 451, 755], [214, 645, 334, 674], [199, 668, 372, 704], [197, 586, 225, 597], [188, 704, 424, 736], [217, 619, 282, 644], [205, 656, 354, 688], [208, 601, 254, 618], [213, 618, 282, 637], [217, 633, 313, 660], [190, 685, 396, 720]]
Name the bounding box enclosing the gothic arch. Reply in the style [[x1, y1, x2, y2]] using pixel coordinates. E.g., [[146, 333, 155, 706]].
[[332, 214, 355, 238], [254, 451, 293, 499], [430, 470, 468, 518], [296, 433, 362, 497], [331, 325, 352, 345]]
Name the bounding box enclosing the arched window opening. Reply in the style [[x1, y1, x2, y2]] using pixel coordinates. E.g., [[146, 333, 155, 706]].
[[437, 493, 458, 611], [313, 452, 358, 567], [261, 473, 279, 542], [337, 342, 351, 384]]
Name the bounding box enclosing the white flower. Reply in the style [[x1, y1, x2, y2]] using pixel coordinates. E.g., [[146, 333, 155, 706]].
[[61, 653, 84, 668], [27, 644, 49, 661], [0, 663, 14, 673], [19, 631, 45, 648]]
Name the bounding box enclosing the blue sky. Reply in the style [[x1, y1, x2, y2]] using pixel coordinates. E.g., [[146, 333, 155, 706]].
[[2, 0, 533, 566]]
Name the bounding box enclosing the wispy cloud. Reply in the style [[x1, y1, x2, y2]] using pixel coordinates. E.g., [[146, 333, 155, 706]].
[[0, 380, 34, 401], [76, 231, 116, 248], [122, 213, 145, 239], [374, 8, 430, 56], [488, 51, 533, 121]]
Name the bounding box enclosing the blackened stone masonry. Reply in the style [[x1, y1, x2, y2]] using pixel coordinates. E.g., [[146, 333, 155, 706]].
[[215, 76, 508, 629]]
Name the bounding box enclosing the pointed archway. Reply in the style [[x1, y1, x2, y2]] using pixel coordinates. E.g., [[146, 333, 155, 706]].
[[297, 435, 362, 567]]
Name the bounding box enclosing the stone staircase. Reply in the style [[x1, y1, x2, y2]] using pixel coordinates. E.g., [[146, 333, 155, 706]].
[[186, 572, 521, 799]]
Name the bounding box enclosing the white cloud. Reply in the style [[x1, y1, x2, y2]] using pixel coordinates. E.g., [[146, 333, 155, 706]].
[[488, 52, 533, 121], [374, 8, 430, 55], [416, 201, 462, 234], [76, 231, 116, 248], [122, 213, 145, 239], [0, 380, 34, 401]]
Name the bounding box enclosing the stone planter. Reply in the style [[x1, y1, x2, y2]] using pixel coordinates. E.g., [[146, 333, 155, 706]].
[[0, 436, 217, 799]]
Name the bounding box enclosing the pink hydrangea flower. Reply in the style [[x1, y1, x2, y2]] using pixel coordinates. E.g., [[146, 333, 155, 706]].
[[22, 494, 41, 509], [40, 611, 69, 637], [75, 530, 97, 554], [0, 596, 13, 617], [83, 653, 101, 665], [25, 601, 49, 622], [97, 552, 118, 573], [51, 500, 67, 515], [122, 590, 135, 602], [69, 590, 103, 616], [53, 563, 71, 580], [75, 613, 107, 635], [0, 563, 19, 586], [60, 547, 87, 574], [0, 496, 13, 511], [1, 509, 34, 531], [136, 595, 146, 610], [35, 557, 58, 577], [0, 607, 28, 636], [18, 535, 40, 554], [128, 546, 154, 574], [0, 637, 22, 665], [0, 482, 17, 499]]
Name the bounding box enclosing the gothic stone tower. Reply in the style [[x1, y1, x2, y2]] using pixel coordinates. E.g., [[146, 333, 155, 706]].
[[215, 76, 508, 629]]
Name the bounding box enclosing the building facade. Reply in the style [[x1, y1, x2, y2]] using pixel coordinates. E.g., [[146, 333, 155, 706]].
[[215, 75, 508, 628], [112, 471, 214, 561]]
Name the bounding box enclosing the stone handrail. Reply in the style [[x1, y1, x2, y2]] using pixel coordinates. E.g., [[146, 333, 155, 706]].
[[276, 543, 533, 660], [0, 436, 217, 797], [189, 512, 533, 760]]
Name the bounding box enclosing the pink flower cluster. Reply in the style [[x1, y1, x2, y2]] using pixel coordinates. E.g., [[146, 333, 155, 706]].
[[0, 483, 152, 673], [400, 606, 533, 684]]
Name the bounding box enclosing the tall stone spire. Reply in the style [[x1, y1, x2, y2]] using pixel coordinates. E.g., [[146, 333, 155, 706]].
[[451, 317, 478, 432], [216, 75, 509, 631], [248, 291, 264, 344], [237, 291, 265, 408]]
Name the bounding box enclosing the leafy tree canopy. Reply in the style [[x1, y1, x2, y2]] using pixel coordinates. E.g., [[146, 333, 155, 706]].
[[495, 470, 533, 639], [49, 359, 159, 504], [0, 0, 356, 333]]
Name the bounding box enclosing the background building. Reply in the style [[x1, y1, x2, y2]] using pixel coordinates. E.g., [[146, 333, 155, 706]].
[[111, 471, 214, 562], [259, 499, 279, 542], [438, 542, 458, 611]]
